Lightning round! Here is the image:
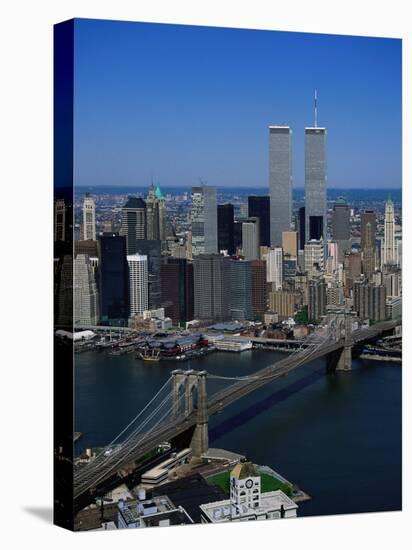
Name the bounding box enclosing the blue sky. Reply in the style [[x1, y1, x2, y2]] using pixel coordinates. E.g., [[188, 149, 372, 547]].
[[74, 19, 401, 189]]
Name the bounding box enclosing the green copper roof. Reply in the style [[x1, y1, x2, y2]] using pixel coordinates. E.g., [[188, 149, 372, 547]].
[[155, 182, 164, 199]]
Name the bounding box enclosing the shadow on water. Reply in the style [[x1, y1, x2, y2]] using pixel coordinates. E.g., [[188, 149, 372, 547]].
[[209, 368, 325, 442]]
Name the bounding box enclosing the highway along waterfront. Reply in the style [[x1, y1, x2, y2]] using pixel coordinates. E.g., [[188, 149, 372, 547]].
[[75, 349, 401, 517]]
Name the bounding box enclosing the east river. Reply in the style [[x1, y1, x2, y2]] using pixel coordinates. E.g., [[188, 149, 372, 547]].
[[75, 348, 401, 517]]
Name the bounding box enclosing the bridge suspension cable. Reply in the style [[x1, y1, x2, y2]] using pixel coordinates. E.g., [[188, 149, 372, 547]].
[[105, 375, 172, 448]]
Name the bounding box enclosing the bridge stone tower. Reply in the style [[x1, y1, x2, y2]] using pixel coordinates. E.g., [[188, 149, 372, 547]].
[[335, 313, 352, 372], [171, 369, 208, 457]]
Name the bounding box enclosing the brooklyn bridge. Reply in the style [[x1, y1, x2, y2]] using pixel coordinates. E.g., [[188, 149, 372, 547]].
[[73, 316, 399, 501]]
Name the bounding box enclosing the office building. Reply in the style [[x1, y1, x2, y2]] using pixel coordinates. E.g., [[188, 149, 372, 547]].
[[251, 259, 267, 320], [305, 124, 327, 242], [269, 290, 299, 319], [135, 240, 162, 309], [361, 220, 375, 279], [396, 238, 402, 267], [297, 206, 306, 250], [55, 255, 73, 326], [242, 217, 260, 260], [269, 126, 292, 247], [331, 199, 350, 260], [191, 185, 217, 255], [160, 258, 194, 324], [354, 280, 387, 322], [120, 197, 147, 254], [386, 297, 402, 321], [382, 198, 396, 266], [282, 231, 298, 257], [308, 278, 327, 322], [74, 254, 100, 325], [193, 255, 230, 322], [326, 241, 339, 275], [283, 255, 297, 281], [360, 210, 376, 251], [127, 254, 149, 317], [75, 239, 98, 258], [98, 233, 129, 325], [54, 197, 71, 242], [146, 182, 166, 241], [248, 196, 270, 247], [228, 259, 253, 321], [383, 266, 402, 298], [82, 193, 96, 241], [344, 252, 362, 296], [304, 240, 324, 277], [217, 204, 235, 254], [326, 285, 344, 307], [264, 247, 283, 290]]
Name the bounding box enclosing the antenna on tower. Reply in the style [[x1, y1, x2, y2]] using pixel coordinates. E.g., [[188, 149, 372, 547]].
[[314, 89, 318, 128]]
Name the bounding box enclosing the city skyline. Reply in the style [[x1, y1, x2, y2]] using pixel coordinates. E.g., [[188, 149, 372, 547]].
[[74, 20, 401, 189]]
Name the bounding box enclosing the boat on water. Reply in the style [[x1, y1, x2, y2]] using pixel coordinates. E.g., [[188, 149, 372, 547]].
[[138, 349, 161, 362]]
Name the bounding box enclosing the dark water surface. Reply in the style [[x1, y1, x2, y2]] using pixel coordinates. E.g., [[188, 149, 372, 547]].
[[75, 349, 401, 517]]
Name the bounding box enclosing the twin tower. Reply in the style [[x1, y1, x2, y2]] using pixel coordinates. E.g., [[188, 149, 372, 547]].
[[269, 96, 327, 249]]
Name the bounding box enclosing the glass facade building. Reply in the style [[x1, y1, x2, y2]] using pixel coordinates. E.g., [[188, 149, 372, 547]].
[[98, 233, 130, 325]]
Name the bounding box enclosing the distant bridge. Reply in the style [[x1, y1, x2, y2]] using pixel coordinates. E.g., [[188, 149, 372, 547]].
[[73, 317, 399, 500]]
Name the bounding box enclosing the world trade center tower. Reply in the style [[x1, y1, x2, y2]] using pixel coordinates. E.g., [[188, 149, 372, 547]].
[[269, 126, 292, 247], [305, 126, 327, 242]]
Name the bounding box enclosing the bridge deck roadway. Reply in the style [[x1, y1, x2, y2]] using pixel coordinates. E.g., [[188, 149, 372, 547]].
[[73, 319, 398, 499]]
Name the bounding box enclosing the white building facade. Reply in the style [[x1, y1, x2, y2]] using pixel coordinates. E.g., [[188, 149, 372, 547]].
[[127, 254, 148, 317], [264, 247, 283, 290]]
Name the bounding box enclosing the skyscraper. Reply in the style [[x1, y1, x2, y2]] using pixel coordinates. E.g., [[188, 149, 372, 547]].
[[382, 198, 396, 267], [82, 193, 96, 241], [54, 198, 67, 242], [264, 247, 283, 290], [146, 182, 166, 241], [228, 259, 252, 321], [282, 231, 298, 258], [135, 240, 162, 309], [304, 240, 324, 278], [354, 280, 387, 322], [297, 206, 306, 251], [217, 204, 235, 255], [191, 185, 217, 256], [98, 233, 129, 325], [360, 209, 376, 251], [308, 278, 327, 322], [127, 254, 149, 317], [331, 199, 350, 260], [305, 108, 327, 242], [242, 217, 260, 260], [120, 197, 147, 254], [362, 221, 375, 279], [248, 196, 270, 247], [269, 126, 292, 247], [193, 254, 230, 321], [74, 254, 99, 325], [250, 259, 267, 320], [160, 258, 194, 324]]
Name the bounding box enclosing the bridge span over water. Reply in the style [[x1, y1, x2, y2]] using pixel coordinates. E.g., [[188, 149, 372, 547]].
[[73, 318, 398, 500]]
